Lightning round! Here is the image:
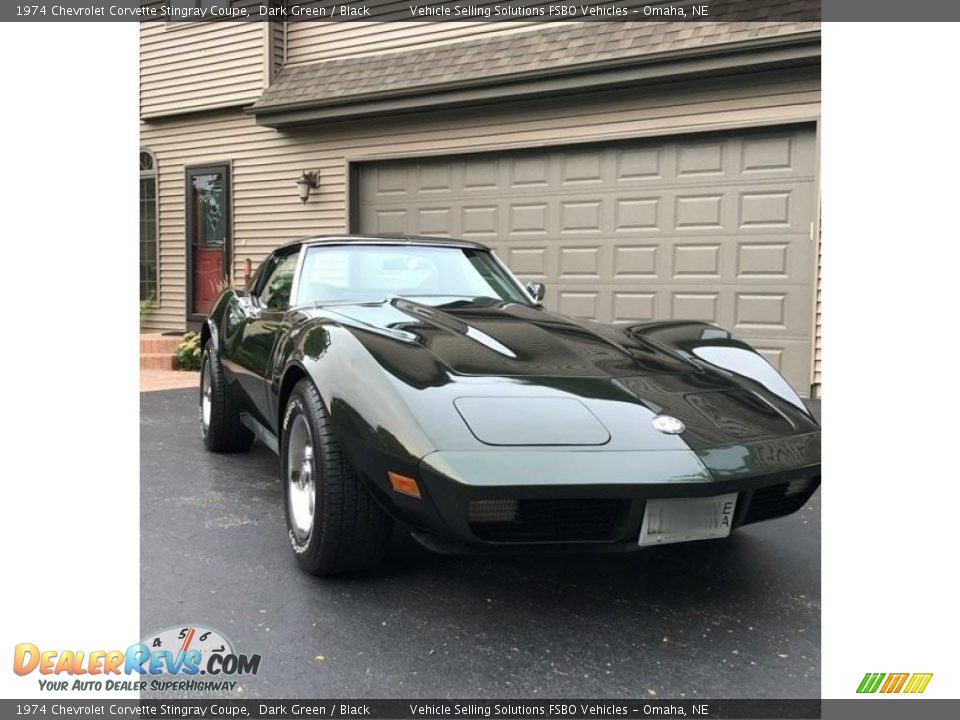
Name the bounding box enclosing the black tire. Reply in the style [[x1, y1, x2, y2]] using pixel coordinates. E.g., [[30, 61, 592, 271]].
[[199, 340, 255, 452], [281, 379, 393, 576]]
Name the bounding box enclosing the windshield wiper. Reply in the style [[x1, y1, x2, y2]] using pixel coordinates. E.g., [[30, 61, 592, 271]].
[[393, 294, 479, 299], [312, 298, 388, 308]]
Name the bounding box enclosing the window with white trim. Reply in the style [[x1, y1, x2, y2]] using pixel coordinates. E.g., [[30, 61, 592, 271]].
[[140, 150, 159, 303]]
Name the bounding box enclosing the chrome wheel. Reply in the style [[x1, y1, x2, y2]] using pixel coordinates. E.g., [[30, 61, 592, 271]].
[[287, 414, 316, 543], [200, 360, 212, 436]]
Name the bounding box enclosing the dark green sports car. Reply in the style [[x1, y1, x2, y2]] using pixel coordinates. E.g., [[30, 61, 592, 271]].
[[199, 235, 820, 575]]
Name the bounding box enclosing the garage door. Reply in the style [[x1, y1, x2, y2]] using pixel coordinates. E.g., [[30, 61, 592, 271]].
[[357, 127, 817, 394]]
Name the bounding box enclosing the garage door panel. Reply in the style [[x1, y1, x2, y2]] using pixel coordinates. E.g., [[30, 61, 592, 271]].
[[615, 146, 664, 182], [557, 245, 607, 282], [357, 126, 816, 393], [506, 243, 551, 281], [670, 291, 722, 325], [460, 204, 499, 238], [557, 289, 602, 321], [508, 201, 552, 236], [462, 158, 500, 191], [417, 207, 455, 236], [613, 196, 661, 232], [740, 130, 817, 177], [676, 139, 726, 178], [732, 286, 813, 338], [612, 290, 659, 323], [738, 182, 815, 232], [736, 240, 792, 280], [509, 155, 552, 188], [741, 135, 796, 174], [416, 163, 457, 194], [562, 150, 606, 185], [368, 208, 410, 235], [671, 242, 724, 280], [674, 193, 725, 230], [360, 164, 410, 199], [612, 243, 660, 280], [735, 234, 814, 284], [559, 199, 605, 235]]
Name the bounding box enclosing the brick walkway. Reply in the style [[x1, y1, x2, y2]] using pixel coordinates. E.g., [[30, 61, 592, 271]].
[[140, 369, 199, 393]]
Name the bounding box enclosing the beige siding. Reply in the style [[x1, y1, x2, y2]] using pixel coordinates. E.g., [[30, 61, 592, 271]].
[[140, 20, 265, 119], [141, 67, 820, 390], [285, 18, 537, 65]]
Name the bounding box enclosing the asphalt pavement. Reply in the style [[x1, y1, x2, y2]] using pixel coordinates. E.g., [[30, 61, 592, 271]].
[[141, 388, 820, 699]]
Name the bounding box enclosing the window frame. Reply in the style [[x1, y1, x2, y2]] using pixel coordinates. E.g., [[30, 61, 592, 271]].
[[139, 148, 159, 304], [255, 248, 301, 311]]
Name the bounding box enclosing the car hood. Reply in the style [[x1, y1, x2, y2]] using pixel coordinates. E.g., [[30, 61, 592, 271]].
[[316, 299, 818, 450], [325, 298, 697, 378]]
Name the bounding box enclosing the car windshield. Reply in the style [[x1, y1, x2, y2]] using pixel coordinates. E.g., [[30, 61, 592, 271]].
[[295, 244, 530, 306]]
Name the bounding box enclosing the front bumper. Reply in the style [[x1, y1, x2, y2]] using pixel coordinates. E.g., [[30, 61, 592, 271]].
[[386, 433, 821, 552]]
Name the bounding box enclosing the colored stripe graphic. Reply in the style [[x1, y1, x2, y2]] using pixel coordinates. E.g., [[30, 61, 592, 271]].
[[181, 627, 196, 653], [903, 673, 933, 694], [857, 673, 885, 693], [857, 672, 933, 694], [880, 673, 909, 693]]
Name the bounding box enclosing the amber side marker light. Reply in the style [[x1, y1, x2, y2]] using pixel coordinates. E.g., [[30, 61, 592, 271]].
[[387, 471, 421, 499]]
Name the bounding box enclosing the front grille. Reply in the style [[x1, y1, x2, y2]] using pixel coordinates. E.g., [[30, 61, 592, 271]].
[[468, 498, 629, 542], [743, 476, 820, 524]]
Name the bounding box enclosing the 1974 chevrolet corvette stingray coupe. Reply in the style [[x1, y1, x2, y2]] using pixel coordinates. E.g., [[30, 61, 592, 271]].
[[199, 235, 820, 575]]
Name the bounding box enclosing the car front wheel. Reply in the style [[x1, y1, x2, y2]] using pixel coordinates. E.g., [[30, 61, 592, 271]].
[[281, 379, 393, 576]]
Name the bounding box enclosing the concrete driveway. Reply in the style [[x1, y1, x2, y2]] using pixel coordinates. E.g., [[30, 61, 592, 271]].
[[141, 388, 820, 699]]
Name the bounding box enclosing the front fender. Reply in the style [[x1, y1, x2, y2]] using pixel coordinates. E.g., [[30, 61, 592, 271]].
[[281, 321, 438, 466], [627, 321, 814, 420], [275, 320, 452, 529], [202, 288, 253, 353]]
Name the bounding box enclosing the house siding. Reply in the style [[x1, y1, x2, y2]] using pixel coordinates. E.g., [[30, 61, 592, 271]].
[[140, 19, 265, 119], [284, 19, 538, 65], [141, 66, 820, 367]]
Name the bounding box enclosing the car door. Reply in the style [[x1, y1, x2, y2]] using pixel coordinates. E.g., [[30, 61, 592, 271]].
[[226, 248, 301, 429]]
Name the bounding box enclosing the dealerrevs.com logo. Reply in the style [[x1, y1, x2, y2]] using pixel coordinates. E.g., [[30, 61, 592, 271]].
[[857, 672, 933, 694], [13, 625, 261, 693]]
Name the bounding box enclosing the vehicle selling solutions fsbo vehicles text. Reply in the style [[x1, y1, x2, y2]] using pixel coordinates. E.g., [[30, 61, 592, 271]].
[[409, 4, 632, 17]]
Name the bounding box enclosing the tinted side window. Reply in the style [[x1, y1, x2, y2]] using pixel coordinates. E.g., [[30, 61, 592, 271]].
[[258, 253, 299, 310]]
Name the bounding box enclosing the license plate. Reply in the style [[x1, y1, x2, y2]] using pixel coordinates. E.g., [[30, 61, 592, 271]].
[[638, 493, 738, 546]]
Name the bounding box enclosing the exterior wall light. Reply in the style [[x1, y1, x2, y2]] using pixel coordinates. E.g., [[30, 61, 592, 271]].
[[296, 170, 320, 203]]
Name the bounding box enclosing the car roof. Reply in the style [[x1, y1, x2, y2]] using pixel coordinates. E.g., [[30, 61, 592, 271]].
[[278, 234, 490, 252]]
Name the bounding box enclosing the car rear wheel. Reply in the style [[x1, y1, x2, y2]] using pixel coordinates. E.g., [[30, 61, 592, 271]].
[[281, 379, 393, 575], [199, 341, 254, 452]]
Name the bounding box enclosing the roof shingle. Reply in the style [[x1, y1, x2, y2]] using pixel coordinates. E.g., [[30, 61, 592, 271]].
[[254, 9, 820, 113]]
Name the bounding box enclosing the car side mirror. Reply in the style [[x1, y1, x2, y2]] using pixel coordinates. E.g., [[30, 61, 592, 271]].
[[238, 292, 262, 313], [526, 282, 546, 304]]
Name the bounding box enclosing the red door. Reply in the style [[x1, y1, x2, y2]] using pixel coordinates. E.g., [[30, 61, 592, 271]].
[[187, 165, 230, 317], [192, 246, 223, 316]]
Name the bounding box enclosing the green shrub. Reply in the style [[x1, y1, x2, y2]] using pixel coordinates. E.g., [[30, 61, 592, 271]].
[[139, 294, 154, 325], [175, 332, 202, 371]]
